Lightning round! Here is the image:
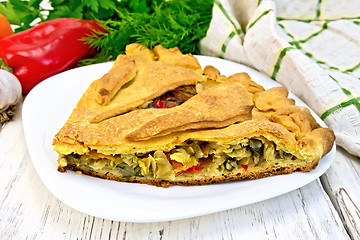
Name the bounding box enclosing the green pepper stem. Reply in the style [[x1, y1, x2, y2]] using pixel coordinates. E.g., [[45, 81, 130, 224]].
[[0, 58, 13, 73]]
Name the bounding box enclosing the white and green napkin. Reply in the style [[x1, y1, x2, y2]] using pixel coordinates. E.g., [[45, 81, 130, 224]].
[[200, 0, 360, 157]]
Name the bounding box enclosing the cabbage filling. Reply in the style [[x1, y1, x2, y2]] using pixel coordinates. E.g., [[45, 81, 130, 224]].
[[58, 137, 298, 181]]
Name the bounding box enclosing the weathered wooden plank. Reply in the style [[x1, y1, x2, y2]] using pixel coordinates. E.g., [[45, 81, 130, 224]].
[[0, 104, 351, 240], [321, 147, 360, 240]]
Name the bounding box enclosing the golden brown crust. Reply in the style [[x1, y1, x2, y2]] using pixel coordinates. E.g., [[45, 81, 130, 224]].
[[153, 45, 202, 71], [53, 44, 336, 187], [203, 65, 220, 81], [126, 81, 253, 141], [96, 55, 137, 105], [66, 60, 202, 124], [90, 60, 202, 123], [228, 72, 265, 95], [270, 105, 320, 140], [125, 43, 155, 61], [253, 87, 295, 111], [54, 120, 305, 159], [303, 127, 335, 158]]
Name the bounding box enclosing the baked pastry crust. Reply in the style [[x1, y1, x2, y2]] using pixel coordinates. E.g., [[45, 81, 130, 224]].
[[53, 44, 335, 187]]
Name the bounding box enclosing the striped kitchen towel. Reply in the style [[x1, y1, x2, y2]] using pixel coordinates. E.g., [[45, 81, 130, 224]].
[[200, 0, 360, 157]]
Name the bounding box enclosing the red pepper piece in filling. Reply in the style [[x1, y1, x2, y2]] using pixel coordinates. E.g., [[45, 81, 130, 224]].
[[182, 157, 211, 173], [0, 18, 106, 94], [183, 96, 192, 101], [153, 100, 176, 108], [180, 164, 202, 173], [170, 160, 202, 174], [169, 160, 183, 170]]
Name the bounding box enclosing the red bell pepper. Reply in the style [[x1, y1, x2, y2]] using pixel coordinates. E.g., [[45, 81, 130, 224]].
[[0, 18, 106, 93]]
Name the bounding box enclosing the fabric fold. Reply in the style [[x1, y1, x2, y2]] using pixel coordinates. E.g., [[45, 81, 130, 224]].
[[200, 0, 360, 157]]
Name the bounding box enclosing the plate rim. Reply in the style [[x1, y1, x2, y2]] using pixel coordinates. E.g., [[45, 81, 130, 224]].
[[22, 56, 336, 222]]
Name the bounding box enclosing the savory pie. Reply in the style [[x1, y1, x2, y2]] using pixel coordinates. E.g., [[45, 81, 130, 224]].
[[53, 43, 335, 187]]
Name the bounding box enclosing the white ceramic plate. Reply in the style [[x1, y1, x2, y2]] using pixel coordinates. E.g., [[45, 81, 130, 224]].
[[22, 56, 335, 222]]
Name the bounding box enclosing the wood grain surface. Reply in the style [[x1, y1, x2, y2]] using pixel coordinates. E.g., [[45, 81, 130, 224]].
[[0, 103, 358, 240]]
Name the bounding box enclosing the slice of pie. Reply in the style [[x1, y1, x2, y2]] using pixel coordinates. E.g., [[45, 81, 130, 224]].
[[53, 43, 335, 187]]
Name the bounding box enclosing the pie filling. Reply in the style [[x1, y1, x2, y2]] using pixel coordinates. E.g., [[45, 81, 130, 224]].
[[137, 85, 197, 109], [58, 137, 302, 181]]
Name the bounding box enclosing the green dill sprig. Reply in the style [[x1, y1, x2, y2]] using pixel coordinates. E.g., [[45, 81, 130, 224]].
[[83, 0, 214, 64]]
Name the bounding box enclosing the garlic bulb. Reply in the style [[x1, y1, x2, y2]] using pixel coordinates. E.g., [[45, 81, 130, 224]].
[[0, 69, 22, 126]]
